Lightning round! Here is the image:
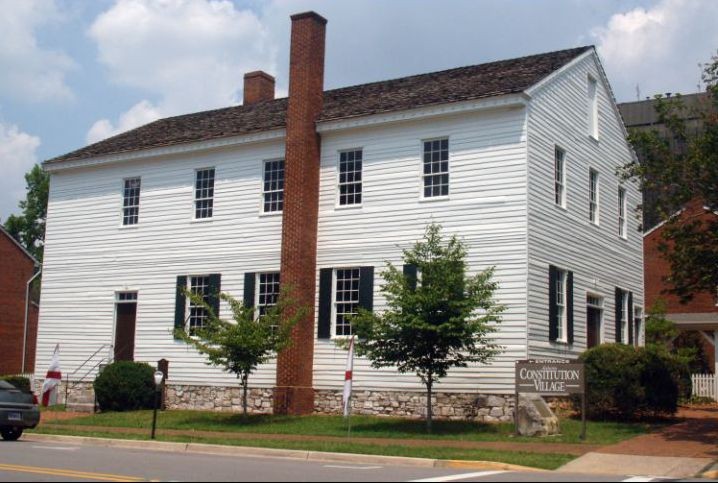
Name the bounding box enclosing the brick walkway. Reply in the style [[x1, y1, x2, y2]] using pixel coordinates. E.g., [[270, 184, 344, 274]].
[[597, 407, 718, 459]]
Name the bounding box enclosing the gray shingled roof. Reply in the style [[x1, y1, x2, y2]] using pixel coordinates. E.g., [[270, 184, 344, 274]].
[[46, 46, 593, 165]]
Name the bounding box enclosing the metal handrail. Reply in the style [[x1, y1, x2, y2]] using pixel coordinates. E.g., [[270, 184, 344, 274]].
[[64, 344, 112, 406]]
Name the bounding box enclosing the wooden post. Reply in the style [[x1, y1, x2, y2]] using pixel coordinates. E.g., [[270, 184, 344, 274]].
[[714, 331, 717, 401]]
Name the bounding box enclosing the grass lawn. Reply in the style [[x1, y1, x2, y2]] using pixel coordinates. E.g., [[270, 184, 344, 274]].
[[43, 410, 653, 446], [29, 425, 575, 470]]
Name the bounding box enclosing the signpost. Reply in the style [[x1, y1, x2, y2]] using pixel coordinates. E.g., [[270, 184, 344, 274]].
[[514, 359, 587, 440]]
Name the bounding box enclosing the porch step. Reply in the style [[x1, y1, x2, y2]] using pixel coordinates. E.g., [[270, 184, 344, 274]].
[[65, 402, 95, 413]]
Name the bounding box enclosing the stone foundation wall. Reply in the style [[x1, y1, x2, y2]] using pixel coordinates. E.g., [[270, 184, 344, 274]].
[[165, 385, 274, 414], [43, 379, 516, 422], [314, 390, 514, 423]]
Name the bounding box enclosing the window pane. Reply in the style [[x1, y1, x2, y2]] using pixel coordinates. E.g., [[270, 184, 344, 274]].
[[194, 169, 215, 219], [335, 268, 360, 336], [188, 276, 210, 334], [338, 150, 363, 206], [123, 178, 141, 225], [423, 139, 449, 198], [263, 160, 285, 213]]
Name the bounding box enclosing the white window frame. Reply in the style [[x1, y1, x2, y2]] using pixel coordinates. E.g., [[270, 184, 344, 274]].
[[554, 146, 567, 208], [261, 159, 285, 214], [254, 271, 280, 320], [194, 168, 215, 220], [121, 177, 141, 227], [586, 292, 604, 345], [421, 137, 450, 199], [618, 186, 628, 239], [555, 268, 568, 343], [186, 275, 211, 334], [633, 305, 643, 347], [337, 148, 363, 208], [589, 168, 599, 225], [331, 267, 361, 338], [619, 289, 629, 344], [588, 76, 599, 140]]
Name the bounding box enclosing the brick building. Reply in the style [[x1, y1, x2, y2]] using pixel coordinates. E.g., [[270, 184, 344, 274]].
[[0, 225, 40, 375], [618, 96, 717, 374]]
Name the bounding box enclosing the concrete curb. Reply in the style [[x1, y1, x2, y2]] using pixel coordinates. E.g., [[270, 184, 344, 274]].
[[25, 433, 543, 472]]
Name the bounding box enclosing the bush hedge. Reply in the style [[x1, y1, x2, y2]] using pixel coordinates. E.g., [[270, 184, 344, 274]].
[[0, 376, 32, 393], [578, 344, 687, 420], [93, 361, 156, 412]]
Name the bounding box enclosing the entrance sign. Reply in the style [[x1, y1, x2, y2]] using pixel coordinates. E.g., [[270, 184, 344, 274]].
[[514, 359, 587, 440], [515, 360, 585, 395]]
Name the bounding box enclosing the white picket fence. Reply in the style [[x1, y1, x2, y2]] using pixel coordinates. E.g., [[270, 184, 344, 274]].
[[692, 374, 717, 400]]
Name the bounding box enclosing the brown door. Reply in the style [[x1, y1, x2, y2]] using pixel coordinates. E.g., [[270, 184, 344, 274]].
[[114, 303, 137, 361], [587, 306, 601, 349]]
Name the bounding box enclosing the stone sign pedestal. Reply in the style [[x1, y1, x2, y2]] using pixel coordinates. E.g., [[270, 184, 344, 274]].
[[517, 393, 560, 437]]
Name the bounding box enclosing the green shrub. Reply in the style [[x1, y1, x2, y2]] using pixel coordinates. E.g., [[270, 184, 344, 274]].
[[93, 361, 156, 412], [578, 344, 683, 420], [0, 376, 32, 393]]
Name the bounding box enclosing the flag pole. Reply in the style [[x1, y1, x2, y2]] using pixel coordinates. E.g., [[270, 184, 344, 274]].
[[343, 336, 355, 440]]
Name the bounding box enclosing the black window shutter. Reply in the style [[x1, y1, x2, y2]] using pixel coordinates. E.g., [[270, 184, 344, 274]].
[[208, 274, 222, 317], [359, 266, 374, 312], [317, 268, 333, 339], [244, 272, 256, 308], [615, 288, 623, 343], [567, 270, 574, 344], [403, 264, 418, 291], [174, 275, 187, 338], [628, 291, 634, 345], [548, 265, 558, 342]]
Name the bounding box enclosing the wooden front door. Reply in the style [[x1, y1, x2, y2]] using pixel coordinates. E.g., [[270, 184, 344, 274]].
[[587, 306, 602, 349], [114, 302, 137, 361]]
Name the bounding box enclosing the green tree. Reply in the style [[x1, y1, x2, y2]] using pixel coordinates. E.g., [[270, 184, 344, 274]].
[[3, 164, 49, 262], [174, 288, 305, 417], [622, 51, 718, 301], [348, 224, 504, 432]]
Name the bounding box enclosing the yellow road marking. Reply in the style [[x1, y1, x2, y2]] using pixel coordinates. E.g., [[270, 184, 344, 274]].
[[0, 463, 145, 482]]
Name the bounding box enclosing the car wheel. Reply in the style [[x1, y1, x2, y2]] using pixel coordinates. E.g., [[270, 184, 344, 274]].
[[0, 427, 23, 441]]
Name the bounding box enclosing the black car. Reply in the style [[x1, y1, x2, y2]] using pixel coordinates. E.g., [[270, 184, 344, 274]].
[[0, 380, 41, 441]]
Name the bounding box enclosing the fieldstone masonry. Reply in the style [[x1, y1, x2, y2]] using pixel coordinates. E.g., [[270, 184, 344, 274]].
[[57, 380, 516, 422]]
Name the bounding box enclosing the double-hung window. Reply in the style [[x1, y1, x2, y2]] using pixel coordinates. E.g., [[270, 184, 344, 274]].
[[194, 168, 215, 219], [256, 272, 280, 318], [589, 169, 599, 225], [333, 268, 361, 337], [633, 306, 643, 347], [338, 149, 362, 206], [618, 187, 627, 238], [188, 275, 210, 334], [122, 177, 141, 226], [422, 138, 449, 198], [555, 268, 568, 342], [554, 147, 566, 207], [619, 289, 629, 343], [262, 160, 284, 213]]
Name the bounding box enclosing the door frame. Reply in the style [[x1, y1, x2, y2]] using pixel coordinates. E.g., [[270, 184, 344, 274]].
[[113, 291, 138, 361], [586, 291, 604, 347]]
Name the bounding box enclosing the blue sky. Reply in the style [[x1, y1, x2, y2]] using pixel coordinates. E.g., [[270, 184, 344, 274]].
[[1, 0, 717, 220]]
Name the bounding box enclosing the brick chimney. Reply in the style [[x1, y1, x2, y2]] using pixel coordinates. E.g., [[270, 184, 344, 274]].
[[243, 71, 275, 105], [274, 11, 327, 416]]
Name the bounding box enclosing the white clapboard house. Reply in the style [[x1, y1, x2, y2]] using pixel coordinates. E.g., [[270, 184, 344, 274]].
[[36, 12, 643, 417]]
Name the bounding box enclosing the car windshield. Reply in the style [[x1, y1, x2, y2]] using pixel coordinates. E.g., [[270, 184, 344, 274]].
[[0, 381, 17, 390]]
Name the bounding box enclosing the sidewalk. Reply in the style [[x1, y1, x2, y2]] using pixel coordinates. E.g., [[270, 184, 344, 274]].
[[558, 407, 718, 478]]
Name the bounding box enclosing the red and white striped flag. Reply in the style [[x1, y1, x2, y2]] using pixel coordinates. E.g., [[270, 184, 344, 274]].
[[41, 344, 62, 407], [342, 336, 355, 417]]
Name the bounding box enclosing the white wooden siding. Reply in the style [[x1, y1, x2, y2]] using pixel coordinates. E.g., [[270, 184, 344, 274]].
[[525, 54, 644, 360]]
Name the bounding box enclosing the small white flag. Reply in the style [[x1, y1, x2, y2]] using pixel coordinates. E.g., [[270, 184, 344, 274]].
[[342, 336, 355, 417], [42, 344, 62, 407]]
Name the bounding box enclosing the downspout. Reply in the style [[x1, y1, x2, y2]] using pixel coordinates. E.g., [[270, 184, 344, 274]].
[[22, 266, 42, 374]]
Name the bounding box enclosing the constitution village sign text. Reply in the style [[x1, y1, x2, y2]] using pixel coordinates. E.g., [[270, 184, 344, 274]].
[[514, 359, 587, 439]]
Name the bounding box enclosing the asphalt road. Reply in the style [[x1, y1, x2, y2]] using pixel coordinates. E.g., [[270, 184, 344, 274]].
[[0, 439, 710, 482]]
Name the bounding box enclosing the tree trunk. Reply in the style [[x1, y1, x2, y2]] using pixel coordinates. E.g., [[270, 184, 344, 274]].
[[241, 374, 249, 418], [426, 377, 433, 434]]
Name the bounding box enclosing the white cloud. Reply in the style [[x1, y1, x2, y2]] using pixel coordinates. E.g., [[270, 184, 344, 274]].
[[592, 0, 718, 100], [0, 0, 76, 102], [0, 123, 40, 220], [86, 100, 162, 144], [86, 0, 278, 143]]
